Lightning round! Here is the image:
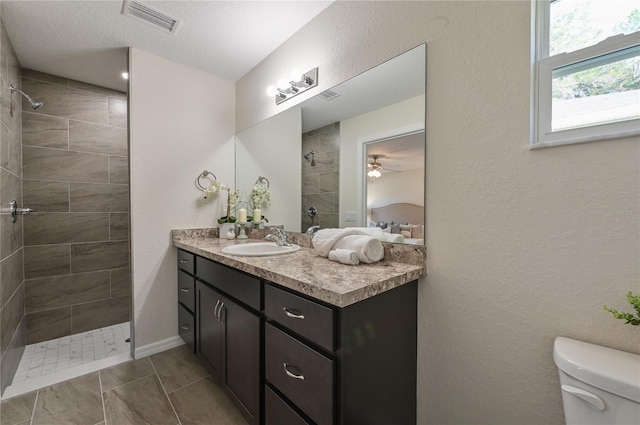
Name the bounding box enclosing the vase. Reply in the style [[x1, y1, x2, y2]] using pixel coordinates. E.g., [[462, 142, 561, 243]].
[[219, 222, 236, 239]]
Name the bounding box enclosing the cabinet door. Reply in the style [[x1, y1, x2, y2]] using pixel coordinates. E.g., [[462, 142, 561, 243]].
[[197, 281, 223, 381], [221, 295, 260, 425]]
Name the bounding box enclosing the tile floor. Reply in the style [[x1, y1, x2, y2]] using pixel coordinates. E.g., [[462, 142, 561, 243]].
[[0, 345, 248, 425], [13, 322, 131, 383]]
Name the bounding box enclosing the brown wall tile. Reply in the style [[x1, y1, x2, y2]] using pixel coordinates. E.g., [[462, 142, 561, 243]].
[[71, 241, 129, 273], [108, 97, 127, 128], [69, 121, 127, 156], [0, 318, 25, 394], [110, 213, 129, 241], [24, 212, 109, 245], [23, 180, 69, 212], [1, 248, 23, 306], [70, 183, 128, 212], [1, 123, 22, 176], [26, 271, 110, 313], [110, 268, 130, 298], [1, 283, 24, 357], [26, 307, 71, 344], [22, 112, 69, 148], [21, 69, 67, 86], [21, 78, 108, 124], [71, 296, 130, 333], [23, 146, 109, 183], [0, 168, 23, 260], [1, 82, 22, 142], [24, 245, 70, 279], [68, 80, 124, 98], [109, 156, 129, 184]]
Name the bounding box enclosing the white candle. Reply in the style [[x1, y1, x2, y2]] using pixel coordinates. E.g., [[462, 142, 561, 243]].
[[253, 209, 261, 222], [238, 208, 247, 223]]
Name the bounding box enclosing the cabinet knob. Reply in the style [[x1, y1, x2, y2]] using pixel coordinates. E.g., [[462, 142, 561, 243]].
[[283, 307, 305, 320], [179, 259, 189, 264], [283, 363, 305, 380], [180, 287, 190, 292], [180, 324, 190, 331]]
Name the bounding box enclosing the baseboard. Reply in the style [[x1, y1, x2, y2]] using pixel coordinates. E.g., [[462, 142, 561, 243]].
[[134, 336, 185, 359]]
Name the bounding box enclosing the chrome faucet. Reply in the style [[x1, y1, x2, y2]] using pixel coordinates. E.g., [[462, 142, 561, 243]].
[[305, 225, 320, 235], [265, 227, 291, 247]]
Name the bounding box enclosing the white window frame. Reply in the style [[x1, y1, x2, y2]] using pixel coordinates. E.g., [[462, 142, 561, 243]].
[[532, 0, 640, 148]]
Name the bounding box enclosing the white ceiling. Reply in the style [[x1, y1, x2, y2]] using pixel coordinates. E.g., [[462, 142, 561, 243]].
[[1, 0, 333, 92]]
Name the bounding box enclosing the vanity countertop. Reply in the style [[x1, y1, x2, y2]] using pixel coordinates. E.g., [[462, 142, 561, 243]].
[[172, 228, 426, 308]]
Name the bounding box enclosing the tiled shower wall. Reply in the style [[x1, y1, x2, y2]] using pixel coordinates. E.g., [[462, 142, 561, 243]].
[[20, 69, 130, 345], [301, 123, 340, 231], [1, 19, 26, 394]]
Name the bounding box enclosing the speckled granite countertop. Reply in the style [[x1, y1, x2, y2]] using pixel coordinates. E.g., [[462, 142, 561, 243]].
[[171, 228, 426, 308]]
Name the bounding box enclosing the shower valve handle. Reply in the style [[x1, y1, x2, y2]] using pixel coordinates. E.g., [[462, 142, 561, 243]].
[[8, 200, 35, 223]]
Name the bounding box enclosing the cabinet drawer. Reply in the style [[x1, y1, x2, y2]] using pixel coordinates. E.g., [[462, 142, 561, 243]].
[[178, 303, 195, 353], [265, 386, 310, 425], [178, 270, 195, 313], [178, 250, 195, 275], [265, 284, 334, 351], [196, 257, 260, 310], [265, 324, 333, 425]]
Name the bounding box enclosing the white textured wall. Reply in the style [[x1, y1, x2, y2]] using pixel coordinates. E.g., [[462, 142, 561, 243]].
[[236, 2, 640, 424], [129, 48, 235, 351]]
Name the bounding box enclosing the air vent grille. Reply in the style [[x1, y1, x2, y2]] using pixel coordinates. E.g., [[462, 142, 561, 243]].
[[319, 89, 340, 101], [122, 0, 180, 34]]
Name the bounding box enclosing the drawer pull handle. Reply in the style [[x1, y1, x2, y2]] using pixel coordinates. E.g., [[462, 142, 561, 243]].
[[180, 287, 190, 292], [179, 259, 189, 264], [283, 307, 305, 320], [283, 363, 305, 380], [180, 324, 190, 331]]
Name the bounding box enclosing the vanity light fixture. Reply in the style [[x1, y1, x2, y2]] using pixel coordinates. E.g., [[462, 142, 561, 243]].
[[266, 67, 318, 105]]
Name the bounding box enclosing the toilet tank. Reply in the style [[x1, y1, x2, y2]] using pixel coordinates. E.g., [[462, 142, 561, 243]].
[[554, 337, 640, 425]]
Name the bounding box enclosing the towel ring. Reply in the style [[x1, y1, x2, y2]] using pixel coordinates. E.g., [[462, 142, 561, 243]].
[[196, 170, 217, 191], [255, 176, 269, 188]]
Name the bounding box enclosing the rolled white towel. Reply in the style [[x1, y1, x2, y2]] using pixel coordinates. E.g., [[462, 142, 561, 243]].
[[333, 235, 384, 264], [328, 249, 360, 265]]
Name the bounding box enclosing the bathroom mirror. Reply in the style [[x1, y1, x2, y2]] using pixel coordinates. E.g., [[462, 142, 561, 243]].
[[235, 43, 425, 244]]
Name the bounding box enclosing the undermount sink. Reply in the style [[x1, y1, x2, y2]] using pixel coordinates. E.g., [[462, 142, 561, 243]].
[[221, 242, 301, 257]]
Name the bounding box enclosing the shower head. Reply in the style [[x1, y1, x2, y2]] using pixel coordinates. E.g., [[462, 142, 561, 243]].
[[8, 84, 44, 109], [304, 150, 316, 166]]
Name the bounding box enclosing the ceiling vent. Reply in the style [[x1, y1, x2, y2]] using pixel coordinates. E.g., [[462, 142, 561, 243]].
[[319, 89, 340, 101], [122, 0, 180, 34]]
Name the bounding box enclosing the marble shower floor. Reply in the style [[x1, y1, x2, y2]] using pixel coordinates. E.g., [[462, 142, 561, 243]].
[[3, 322, 131, 400], [0, 345, 248, 425]]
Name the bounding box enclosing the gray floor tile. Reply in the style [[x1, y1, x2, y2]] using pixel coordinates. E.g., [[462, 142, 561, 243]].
[[103, 374, 178, 425], [100, 357, 154, 392], [32, 372, 103, 425], [170, 377, 248, 425], [150, 345, 209, 393], [0, 391, 36, 425]]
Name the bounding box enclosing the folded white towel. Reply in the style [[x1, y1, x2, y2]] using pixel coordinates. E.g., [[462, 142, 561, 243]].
[[312, 228, 365, 257], [333, 235, 384, 263], [328, 249, 360, 265]]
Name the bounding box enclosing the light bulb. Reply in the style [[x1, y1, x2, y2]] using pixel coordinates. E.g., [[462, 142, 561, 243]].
[[278, 79, 289, 90], [121, 72, 129, 80], [266, 85, 278, 96]]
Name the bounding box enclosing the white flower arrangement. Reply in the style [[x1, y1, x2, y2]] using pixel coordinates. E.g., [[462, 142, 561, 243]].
[[250, 182, 271, 210]]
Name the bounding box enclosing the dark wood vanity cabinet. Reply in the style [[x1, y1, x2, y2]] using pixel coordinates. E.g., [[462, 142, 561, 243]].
[[177, 248, 418, 425], [177, 251, 196, 353]]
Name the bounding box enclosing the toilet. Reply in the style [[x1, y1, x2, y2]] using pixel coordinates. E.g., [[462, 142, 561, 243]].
[[554, 337, 640, 424]]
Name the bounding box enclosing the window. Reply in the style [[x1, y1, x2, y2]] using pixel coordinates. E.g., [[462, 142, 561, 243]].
[[533, 0, 640, 147]]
